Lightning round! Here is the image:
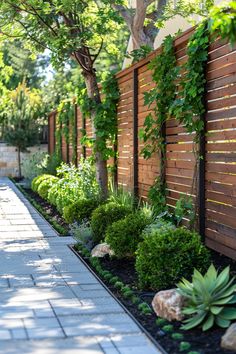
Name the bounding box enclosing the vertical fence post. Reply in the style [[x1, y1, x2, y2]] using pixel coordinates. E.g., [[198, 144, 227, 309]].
[[133, 68, 139, 198], [47, 114, 50, 154], [113, 135, 118, 188], [53, 112, 56, 154], [82, 115, 86, 159], [66, 116, 70, 163], [199, 115, 206, 240], [59, 119, 63, 159], [198, 55, 209, 240], [74, 104, 78, 166]]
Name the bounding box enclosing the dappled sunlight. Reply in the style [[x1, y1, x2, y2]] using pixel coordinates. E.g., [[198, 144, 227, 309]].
[[0, 178, 157, 353]]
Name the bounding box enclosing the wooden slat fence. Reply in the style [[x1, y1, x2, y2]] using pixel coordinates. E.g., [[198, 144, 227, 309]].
[[48, 27, 236, 260]]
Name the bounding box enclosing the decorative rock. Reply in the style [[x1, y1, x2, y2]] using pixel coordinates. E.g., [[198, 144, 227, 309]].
[[152, 289, 186, 321], [91, 243, 114, 258], [221, 323, 236, 351]]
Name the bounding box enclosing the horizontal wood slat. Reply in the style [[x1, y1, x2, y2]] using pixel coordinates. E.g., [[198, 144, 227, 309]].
[[47, 27, 236, 260]]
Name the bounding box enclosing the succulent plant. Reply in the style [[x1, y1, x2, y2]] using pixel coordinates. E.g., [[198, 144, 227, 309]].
[[177, 264, 236, 331]]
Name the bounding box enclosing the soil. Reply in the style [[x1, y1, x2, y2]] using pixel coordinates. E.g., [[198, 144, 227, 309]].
[[75, 248, 236, 354], [22, 187, 69, 233]]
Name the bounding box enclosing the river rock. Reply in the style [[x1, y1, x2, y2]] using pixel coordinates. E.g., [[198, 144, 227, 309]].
[[91, 243, 114, 258], [152, 289, 186, 321], [221, 323, 236, 351]]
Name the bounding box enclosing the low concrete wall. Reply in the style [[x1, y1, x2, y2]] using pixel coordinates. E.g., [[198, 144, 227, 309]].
[[0, 143, 48, 177]]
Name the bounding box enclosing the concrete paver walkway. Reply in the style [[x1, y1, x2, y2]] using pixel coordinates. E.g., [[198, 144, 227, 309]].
[[0, 178, 162, 354]]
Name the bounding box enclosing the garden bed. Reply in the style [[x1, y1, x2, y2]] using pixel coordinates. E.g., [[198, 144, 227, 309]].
[[12, 180, 69, 236], [14, 178, 236, 354], [73, 245, 236, 354]]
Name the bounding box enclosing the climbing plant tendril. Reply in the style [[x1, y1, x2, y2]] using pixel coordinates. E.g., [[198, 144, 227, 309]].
[[141, 1, 236, 218], [55, 73, 119, 164], [140, 34, 178, 212], [170, 20, 210, 142], [56, 99, 76, 162], [140, 34, 178, 160], [80, 73, 120, 161]]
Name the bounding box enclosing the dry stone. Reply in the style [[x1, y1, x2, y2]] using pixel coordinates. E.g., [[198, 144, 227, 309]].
[[91, 243, 114, 258], [221, 323, 236, 351], [152, 289, 186, 321]]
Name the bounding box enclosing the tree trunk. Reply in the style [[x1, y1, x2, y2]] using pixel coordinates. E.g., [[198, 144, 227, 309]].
[[17, 147, 21, 179], [82, 69, 108, 200]]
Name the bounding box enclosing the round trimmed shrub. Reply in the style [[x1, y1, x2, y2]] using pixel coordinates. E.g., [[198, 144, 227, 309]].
[[37, 176, 59, 200], [47, 183, 59, 206], [135, 227, 211, 290], [105, 211, 150, 258], [63, 198, 100, 224], [91, 202, 132, 244], [31, 174, 54, 193]]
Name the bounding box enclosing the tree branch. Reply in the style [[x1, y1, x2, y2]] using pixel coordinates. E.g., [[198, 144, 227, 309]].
[[15, 19, 53, 52], [110, 3, 133, 26], [91, 39, 104, 64], [21, 0, 58, 36]]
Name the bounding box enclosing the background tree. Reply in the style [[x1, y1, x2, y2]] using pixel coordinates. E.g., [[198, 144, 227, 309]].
[[0, 0, 123, 198], [0, 49, 13, 139], [3, 40, 49, 90], [111, 0, 214, 50], [4, 82, 42, 178]]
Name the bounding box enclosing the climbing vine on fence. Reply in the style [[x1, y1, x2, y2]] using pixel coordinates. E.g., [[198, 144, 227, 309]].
[[209, 1, 236, 44], [54, 73, 119, 164], [170, 20, 210, 141], [141, 1, 236, 218], [80, 73, 120, 161], [140, 35, 178, 160], [55, 99, 77, 163], [140, 34, 178, 211]]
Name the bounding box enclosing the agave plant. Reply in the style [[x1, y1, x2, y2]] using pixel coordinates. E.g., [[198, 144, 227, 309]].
[[177, 264, 236, 331]]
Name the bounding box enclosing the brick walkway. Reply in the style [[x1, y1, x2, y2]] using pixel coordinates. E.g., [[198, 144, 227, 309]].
[[0, 178, 162, 354]]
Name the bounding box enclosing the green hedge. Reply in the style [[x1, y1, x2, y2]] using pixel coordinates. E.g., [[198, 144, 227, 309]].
[[31, 174, 55, 193], [135, 227, 211, 290], [37, 176, 59, 200], [105, 211, 150, 258], [91, 202, 132, 244], [63, 198, 100, 224]]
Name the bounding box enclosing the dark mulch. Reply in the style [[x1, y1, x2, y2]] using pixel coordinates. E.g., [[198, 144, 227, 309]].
[[79, 250, 236, 354], [22, 187, 69, 232]]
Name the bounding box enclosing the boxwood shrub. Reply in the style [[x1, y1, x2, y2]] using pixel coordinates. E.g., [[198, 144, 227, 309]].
[[37, 176, 59, 200], [31, 174, 55, 193], [63, 198, 100, 224], [91, 202, 132, 244], [105, 211, 151, 258], [135, 227, 211, 290]]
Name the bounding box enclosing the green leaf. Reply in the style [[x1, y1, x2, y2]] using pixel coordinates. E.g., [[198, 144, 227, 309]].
[[182, 312, 206, 330], [214, 266, 230, 291], [219, 307, 236, 320], [215, 317, 231, 328], [212, 295, 235, 305], [202, 314, 214, 331], [210, 306, 223, 315]]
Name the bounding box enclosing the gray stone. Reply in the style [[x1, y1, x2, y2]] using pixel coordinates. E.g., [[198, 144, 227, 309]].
[[91, 243, 114, 258], [152, 288, 186, 321], [221, 323, 236, 351]]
